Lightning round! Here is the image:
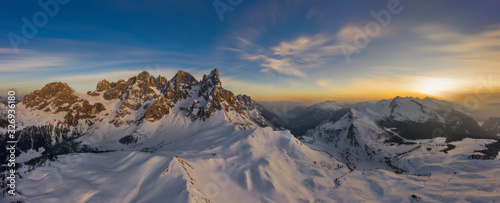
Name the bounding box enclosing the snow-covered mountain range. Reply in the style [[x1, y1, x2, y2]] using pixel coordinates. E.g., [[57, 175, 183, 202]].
[[0, 69, 270, 162], [262, 96, 499, 170], [1, 69, 499, 202]]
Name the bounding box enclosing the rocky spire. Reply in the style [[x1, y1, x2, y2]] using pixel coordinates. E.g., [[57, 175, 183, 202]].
[[96, 79, 111, 92], [169, 70, 198, 102], [171, 70, 198, 89], [155, 76, 170, 95], [198, 68, 221, 98], [137, 71, 157, 88], [201, 68, 221, 87], [186, 68, 244, 121], [103, 80, 126, 100]]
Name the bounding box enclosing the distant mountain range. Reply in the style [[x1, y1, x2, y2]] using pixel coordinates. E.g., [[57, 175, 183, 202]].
[[1, 69, 499, 202], [261, 97, 498, 140], [259, 96, 500, 170], [0, 96, 21, 106]]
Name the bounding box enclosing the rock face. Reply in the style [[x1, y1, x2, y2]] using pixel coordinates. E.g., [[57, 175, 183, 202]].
[[236, 95, 271, 127], [0, 69, 270, 165], [186, 69, 243, 121], [22, 82, 80, 113], [170, 70, 198, 102], [483, 117, 500, 135], [143, 96, 172, 122], [21, 82, 106, 126]]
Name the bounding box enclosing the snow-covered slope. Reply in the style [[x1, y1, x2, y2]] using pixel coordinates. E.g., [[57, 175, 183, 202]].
[[3, 126, 351, 202], [304, 108, 410, 170], [331, 138, 500, 202], [367, 96, 467, 123], [3, 130, 499, 202]]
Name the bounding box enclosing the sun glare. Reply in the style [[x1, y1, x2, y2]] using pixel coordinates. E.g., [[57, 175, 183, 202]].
[[415, 78, 458, 96]]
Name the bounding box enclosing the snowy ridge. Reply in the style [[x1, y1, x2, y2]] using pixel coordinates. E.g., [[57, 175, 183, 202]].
[[364, 96, 467, 122], [309, 100, 342, 111]]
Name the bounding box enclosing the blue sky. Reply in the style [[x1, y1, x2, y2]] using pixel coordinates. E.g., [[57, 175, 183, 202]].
[[1, 0, 500, 104]]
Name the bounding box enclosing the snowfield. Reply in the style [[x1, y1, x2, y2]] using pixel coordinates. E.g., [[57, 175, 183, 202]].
[[7, 126, 351, 203], [4, 126, 500, 202], [329, 138, 500, 202]]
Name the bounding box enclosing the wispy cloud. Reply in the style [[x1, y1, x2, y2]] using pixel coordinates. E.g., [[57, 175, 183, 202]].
[[415, 24, 500, 73], [0, 48, 31, 54], [417, 24, 500, 53], [244, 54, 308, 78], [241, 25, 371, 78], [0, 56, 69, 72]]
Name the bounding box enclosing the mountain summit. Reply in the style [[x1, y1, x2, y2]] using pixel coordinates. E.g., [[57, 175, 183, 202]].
[[1, 69, 270, 162]]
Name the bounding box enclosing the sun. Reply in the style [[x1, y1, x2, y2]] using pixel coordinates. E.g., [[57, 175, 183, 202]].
[[415, 78, 458, 96]]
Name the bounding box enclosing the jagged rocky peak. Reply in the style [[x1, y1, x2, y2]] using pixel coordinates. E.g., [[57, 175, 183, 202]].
[[96, 79, 111, 92], [25, 82, 73, 100], [172, 70, 198, 87], [121, 71, 160, 103], [21, 82, 107, 124], [169, 70, 198, 102], [236, 94, 253, 105], [93, 71, 159, 101], [234, 94, 272, 128], [137, 71, 151, 81], [236, 94, 261, 111], [155, 75, 171, 96], [22, 82, 80, 112], [115, 72, 161, 103], [198, 69, 221, 98], [201, 68, 221, 87], [123, 71, 156, 94], [184, 68, 243, 121], [92, 78, 127, 100]]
